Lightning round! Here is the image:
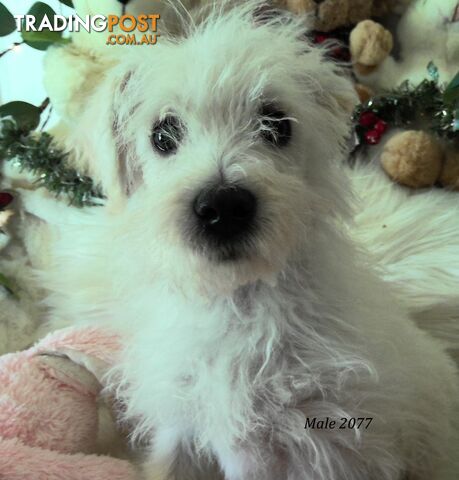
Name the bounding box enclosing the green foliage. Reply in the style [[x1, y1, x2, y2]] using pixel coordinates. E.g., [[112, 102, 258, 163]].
[[22, 29, 71, 50], [0, 3, 16, 37], [0, 119, 105, 208], [0, 102, 42, 131], [22, 2, 70, 50], [0, 1, 73, 51]]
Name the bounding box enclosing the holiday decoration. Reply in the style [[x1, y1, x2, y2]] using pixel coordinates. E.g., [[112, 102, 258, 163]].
[[353, 66, 459, 189], [348, 0, 459, 190], [354, 68, 459, 145], [0, 120, 104, 207]]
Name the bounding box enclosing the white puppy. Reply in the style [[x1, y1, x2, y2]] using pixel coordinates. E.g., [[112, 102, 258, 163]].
[[30, 2, 459, 479]]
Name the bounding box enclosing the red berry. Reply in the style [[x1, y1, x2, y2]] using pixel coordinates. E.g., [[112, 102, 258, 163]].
[[374, 120, 388, 134], [365, 129, 382, 145], [331, 46, 349, 61], [0, 192, 13, 209], [359, 111, 379, 128], [336, 49, 351, 62], [314, 34, 329, 44]]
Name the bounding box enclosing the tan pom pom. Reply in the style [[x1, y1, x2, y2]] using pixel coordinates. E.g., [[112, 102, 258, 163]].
[[350, 20, 393, 67], [439, 149, 459, 190], [316, 0, 349, 32], [380, 131, 444, 188]]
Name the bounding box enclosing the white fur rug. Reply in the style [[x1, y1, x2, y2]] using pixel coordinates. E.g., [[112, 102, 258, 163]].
[[352, 162, 459, 310], [350, 160, 459, 354]]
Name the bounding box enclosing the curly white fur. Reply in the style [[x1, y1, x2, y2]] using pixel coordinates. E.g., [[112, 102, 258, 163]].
[[20, 2, 459, 479]]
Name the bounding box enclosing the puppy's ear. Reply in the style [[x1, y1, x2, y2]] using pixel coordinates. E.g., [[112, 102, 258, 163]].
[[62, 66, 138, 207], [299, 48, 358, 169], [311, 57, 358, 120], [325, 74, 358, 116], [113, 73, 144, 199], [253, 4, 357, 116]]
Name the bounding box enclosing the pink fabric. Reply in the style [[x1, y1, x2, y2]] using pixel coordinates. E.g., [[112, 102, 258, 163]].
[[32, 326, 124, 368], [0, 327, 137, 480], [0, 438, 137, 480]]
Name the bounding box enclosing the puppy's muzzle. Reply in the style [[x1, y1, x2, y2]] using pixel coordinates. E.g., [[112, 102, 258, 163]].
[[193, 184, 257, 243]]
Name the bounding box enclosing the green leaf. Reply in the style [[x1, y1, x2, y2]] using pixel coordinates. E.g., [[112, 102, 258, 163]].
[[0, 101, 42, 131], [0, 273, 16, 297], [0, 3, 16, 37], [444, 70, 459, 105], [22, 30, 70, 50], [21, 2, 63, 50], [58, 0, 74, 6]]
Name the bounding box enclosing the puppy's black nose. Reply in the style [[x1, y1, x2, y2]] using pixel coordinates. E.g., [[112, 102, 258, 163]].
[[194, 186, 257, 240]]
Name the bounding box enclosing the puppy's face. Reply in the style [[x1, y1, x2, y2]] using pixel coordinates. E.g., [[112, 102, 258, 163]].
[[76, 4, 356, 295]]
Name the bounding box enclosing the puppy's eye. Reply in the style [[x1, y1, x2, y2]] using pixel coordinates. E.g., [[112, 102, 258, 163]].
[[260, 105, 292, 147], [151, 116, 183, 155]]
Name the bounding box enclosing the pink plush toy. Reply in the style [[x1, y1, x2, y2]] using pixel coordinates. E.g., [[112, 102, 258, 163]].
[[0, 327, 138, 480]]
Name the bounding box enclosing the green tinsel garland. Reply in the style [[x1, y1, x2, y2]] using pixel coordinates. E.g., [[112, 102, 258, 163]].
[[0, 119, 104, 207], [353, 65, 459, 149]]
